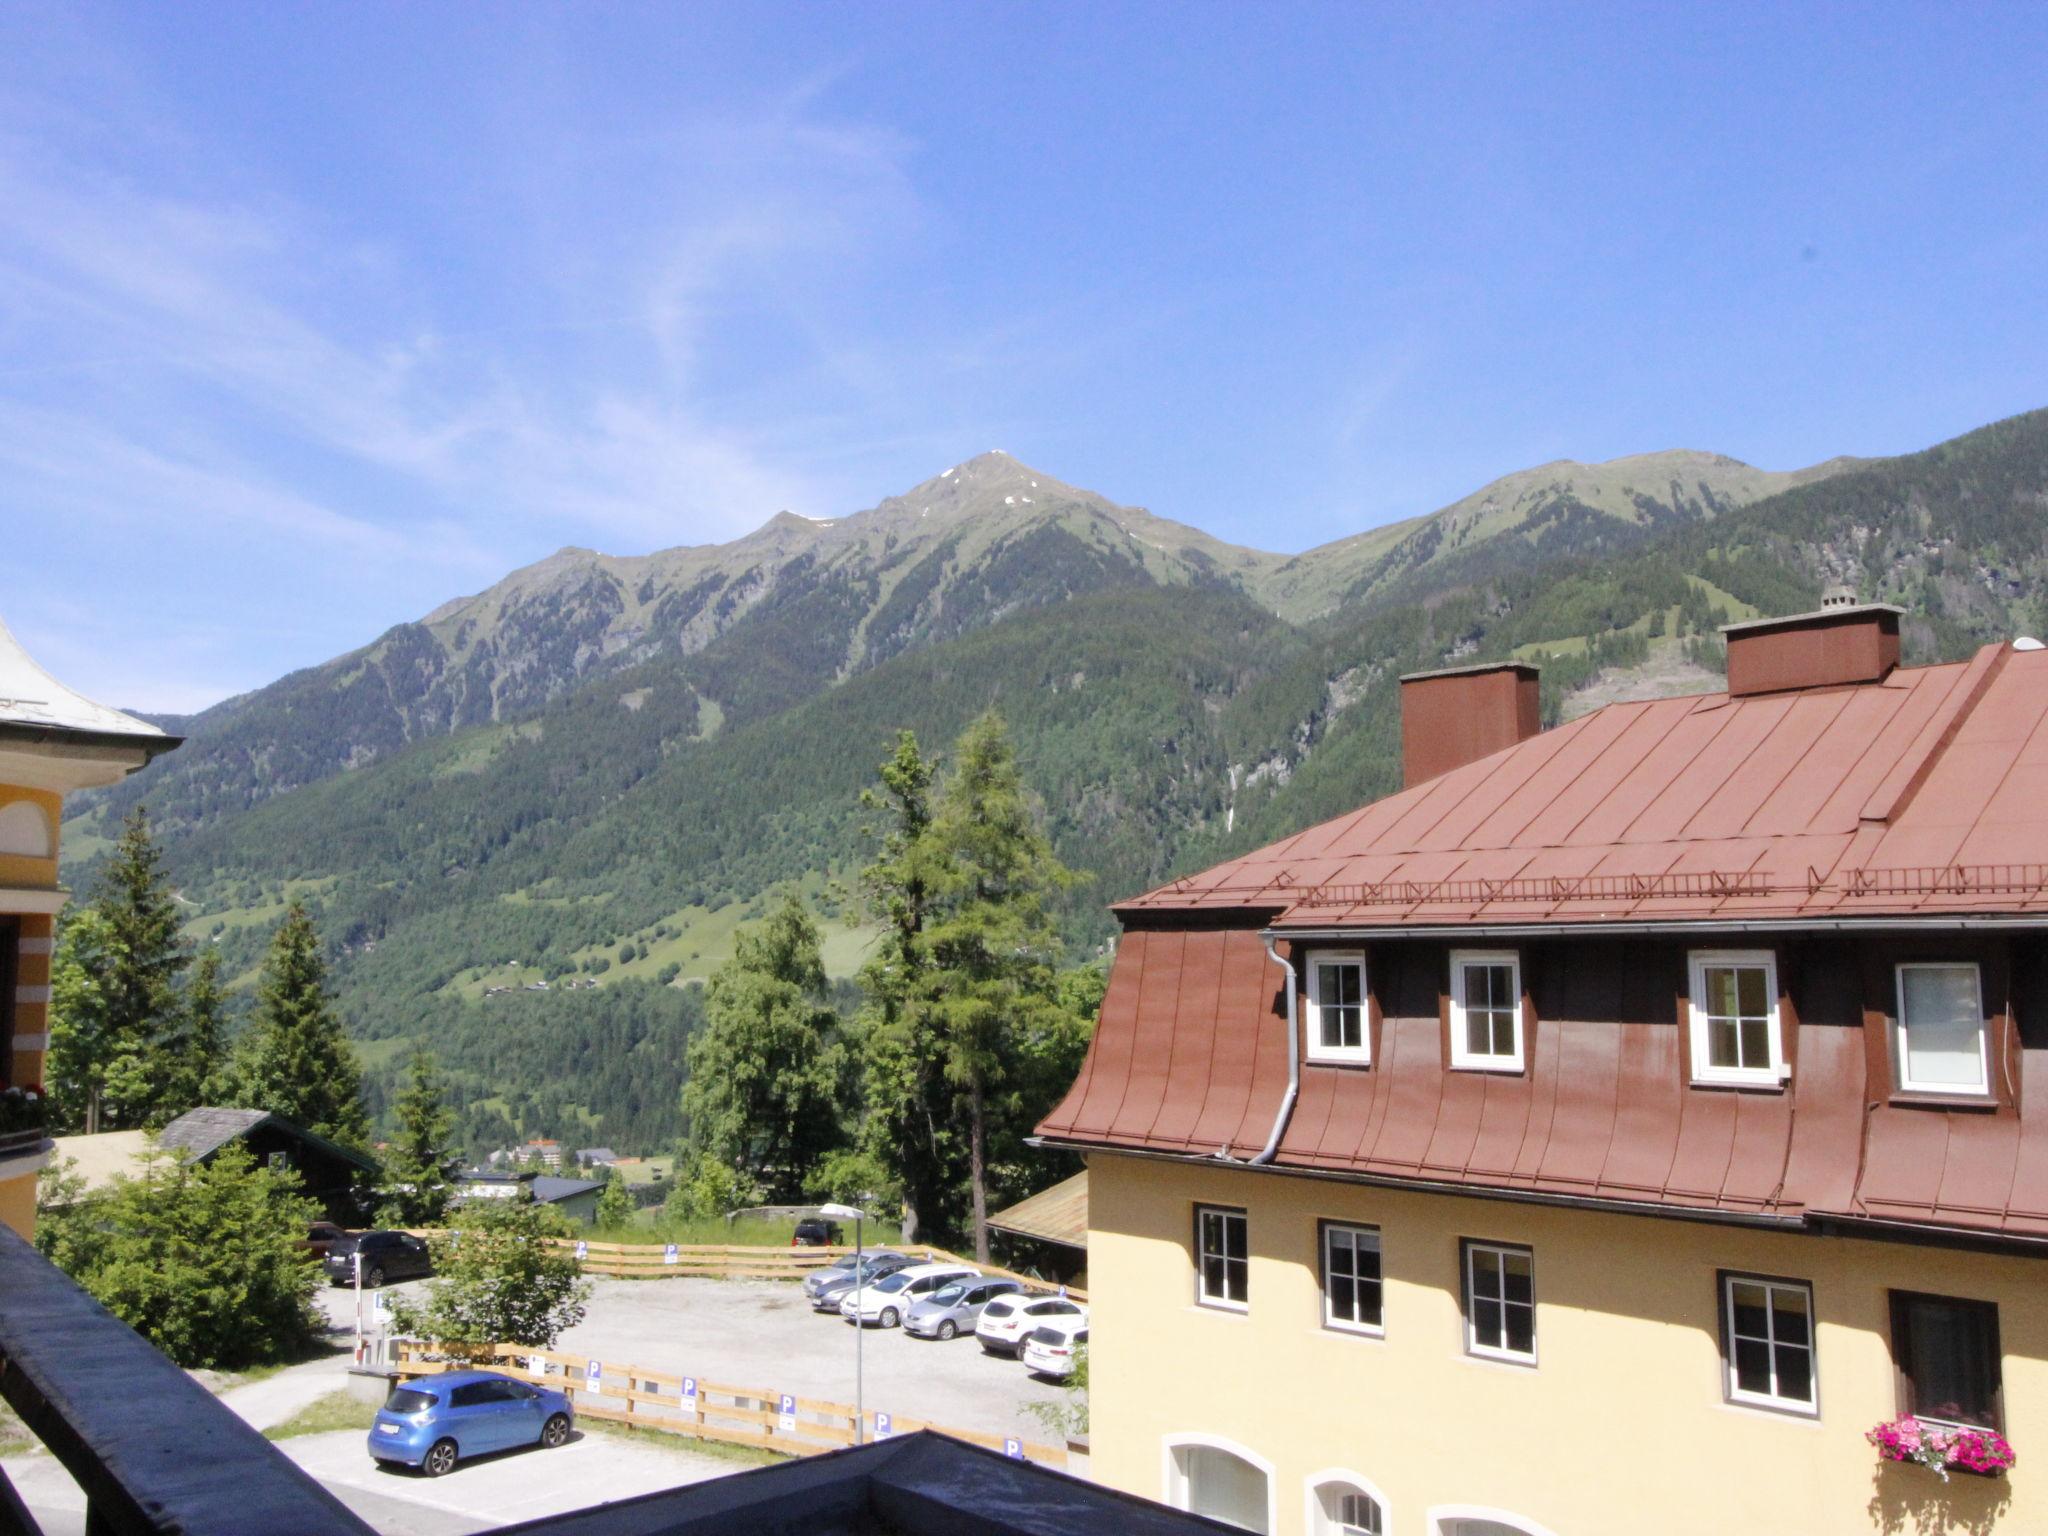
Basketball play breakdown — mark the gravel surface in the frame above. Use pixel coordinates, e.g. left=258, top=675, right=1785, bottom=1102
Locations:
left=553, top=1276, right=1070, bottom=1444
left=317, top=1269, right=1074, bottom=1445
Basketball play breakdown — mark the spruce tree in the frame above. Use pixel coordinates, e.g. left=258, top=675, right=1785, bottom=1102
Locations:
left=381, top=1050, right=459, bottom=1225
left=90, top=809, right=190, bottom=1129
left=236, top=903, right=370, bottom=1149
left=155, top=946, right=230, bottom=1123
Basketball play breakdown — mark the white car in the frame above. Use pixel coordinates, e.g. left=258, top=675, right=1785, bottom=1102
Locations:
left=974, top=1293, right=1086, bottom=1357
left=839, top=1262, right=979, bottom=1328
left=1020, top=1314, right=1090, bottom=1379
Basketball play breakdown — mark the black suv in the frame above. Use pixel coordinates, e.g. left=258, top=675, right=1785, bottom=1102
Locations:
left=324, top=1229, right=433, bottom=1288
left=792, top=1217, right=844, bottom=1247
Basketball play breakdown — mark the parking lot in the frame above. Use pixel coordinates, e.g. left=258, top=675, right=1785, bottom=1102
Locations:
left=320, top=1270, right=1074, bottom=1446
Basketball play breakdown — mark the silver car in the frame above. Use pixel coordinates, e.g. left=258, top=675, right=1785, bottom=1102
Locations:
left=904, top=1277, right=1023, bottom=1341
left=810, top=1253, right=916, bottom=1312
left=803, top=1250, right=906, bottom=1301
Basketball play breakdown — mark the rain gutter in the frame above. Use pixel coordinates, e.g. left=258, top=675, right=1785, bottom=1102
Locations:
left=1271, top=916, right=2048, bottom=941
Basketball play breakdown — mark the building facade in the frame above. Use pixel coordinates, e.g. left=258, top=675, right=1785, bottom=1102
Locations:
left=1041, top=603, right=2045, bottom=1535
left=0, top=619, right=178, bottom=1237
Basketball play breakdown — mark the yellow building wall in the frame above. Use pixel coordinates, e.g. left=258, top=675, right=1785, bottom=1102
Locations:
left=0, top=784, right=64, bottom=1241
left=1089, top=1152, right=2038, bottom=1536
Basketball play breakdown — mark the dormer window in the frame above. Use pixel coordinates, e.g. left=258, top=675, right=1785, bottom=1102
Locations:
left=1449, top=950, right=1523, bottom=1072
left=1688, top=950, right=1785, bottom=1087
left=1895, top=963, right=1989, bottom=1096
left=1307, top=952, right=1369, bottom=1065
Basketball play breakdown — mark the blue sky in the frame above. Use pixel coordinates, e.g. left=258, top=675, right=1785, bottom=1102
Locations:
left=5, top=3, right=2046, bottom=711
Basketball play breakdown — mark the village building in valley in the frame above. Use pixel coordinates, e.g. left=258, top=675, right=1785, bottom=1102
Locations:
left=0, top=619, right=179, bottom=1238
left=1039, top=599, right=2047, bottom=1535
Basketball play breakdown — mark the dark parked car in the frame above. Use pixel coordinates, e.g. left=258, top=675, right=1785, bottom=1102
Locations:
left=792, top=1217, right=844, bottom=1247
left=325, top=1230, right=433, bottom=1288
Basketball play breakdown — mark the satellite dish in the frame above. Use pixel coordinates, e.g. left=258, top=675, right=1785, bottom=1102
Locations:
left=2015, top=637, right=2046, bottom=652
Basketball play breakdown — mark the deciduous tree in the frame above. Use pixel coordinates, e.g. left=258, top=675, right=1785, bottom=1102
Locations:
left=679, top=893, right=842, bottom=1201
left=390, top=1194, right=591, bottom=1358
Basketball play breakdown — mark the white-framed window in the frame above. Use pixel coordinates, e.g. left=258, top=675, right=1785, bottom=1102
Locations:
left=1686, top=950, right=1785, bottom=1087
left=1307, top=951, right=1369, bottom=1064
left=1448, top=950, right=1523, bottom=1071
left=1721, top=1273, right=1817, bottom=1414
left=1462, top=1240, right=1535, bottom=1363
left=1895, top=963, right=1989, bottom=1095
left=1166, top=1437, right=1274, bottom=1534
left=1428, top=1511, right=1561, bottom=1536
left=1308, top=1474, right=1388, bottom=1536
left=1196, top=1205, right=1248, bottom=1311
left=1320, top=1222, right=1382, bottom=1335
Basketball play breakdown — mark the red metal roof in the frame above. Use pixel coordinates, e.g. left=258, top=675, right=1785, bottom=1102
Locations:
left=1120, top=642, right=2048, bottom=929
left=1041, top=643, right=2048, bottom=1246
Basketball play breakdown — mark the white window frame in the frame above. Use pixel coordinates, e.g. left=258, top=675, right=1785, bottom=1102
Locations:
left=1163, top=1434, right=1277, bottom=1535
left=1427, top=1507, right=1561, bottom=1536
left=1721, top=1273, right=1819, bottom=1416
left=1686, top=949, right=1787, bottom=1088
left=1305, top=1470, right=1391, bottom=1536
left=1195, top=1204, right=1249, bottom=1313
left=1306, top=950, right=1370, bottom=1065
left=1319, top=1222, right=1383, bottom=1337
left=1462, top=1240, right=1536, bottom=1365
left=1448, top=949, right=1524, bottom=1072
left=1894, top=962, right=1990, bottom=1096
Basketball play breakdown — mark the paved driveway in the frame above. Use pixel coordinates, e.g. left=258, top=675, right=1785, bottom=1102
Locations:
left=282, top=1424, right=736, bottom=1533
left=551, top=1276, right=1072, bottom=1444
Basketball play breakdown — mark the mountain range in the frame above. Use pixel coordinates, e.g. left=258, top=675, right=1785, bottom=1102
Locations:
left=62, top=407, right=2048, bottom=1152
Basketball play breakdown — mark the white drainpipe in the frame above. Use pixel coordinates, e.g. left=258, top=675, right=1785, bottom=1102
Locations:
left=1249, top=935, right=1301, bottom=1165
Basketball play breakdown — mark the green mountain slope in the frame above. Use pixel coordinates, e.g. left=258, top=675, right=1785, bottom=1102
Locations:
left=59, top=407, right=2048, bottom=1154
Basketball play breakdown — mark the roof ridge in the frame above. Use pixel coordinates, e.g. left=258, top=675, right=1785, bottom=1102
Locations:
left=1858, top=642, right=2010, bottom=825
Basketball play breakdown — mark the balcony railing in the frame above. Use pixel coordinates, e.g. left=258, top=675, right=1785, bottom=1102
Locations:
left=0, top=1222, right=375, bottom=1536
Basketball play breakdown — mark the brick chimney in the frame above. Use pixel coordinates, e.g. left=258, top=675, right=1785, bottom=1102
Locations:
left=1399, top=661, right=1541, bottom=787
left=1721, top=598, right=1903, bottom=697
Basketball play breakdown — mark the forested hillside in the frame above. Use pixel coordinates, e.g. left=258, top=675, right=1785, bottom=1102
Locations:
left=60, top=407, right=2048, bottom=1155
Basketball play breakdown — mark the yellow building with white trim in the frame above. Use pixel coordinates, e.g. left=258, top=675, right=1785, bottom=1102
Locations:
left=0, top=617, right=179, bottom=1237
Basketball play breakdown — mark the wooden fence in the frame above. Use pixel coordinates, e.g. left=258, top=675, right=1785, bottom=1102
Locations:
left=393, top=1340, right=1067, bottom=1468
left=533, top=1237, right=1087, bottom=1301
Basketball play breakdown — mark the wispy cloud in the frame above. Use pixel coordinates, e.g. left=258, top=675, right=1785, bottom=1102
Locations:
left=0, top=30, right=934, bottom=706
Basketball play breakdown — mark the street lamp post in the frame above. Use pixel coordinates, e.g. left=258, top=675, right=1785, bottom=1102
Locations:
left=818, top=1202, right=868, bottom=1443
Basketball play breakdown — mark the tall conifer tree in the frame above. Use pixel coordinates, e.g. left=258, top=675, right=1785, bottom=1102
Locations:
left=90, top=809, right=189, bottom=1128
left=382, top=1050, right=460, bottom=1225
left=236, top=902, right=370, bottom=1149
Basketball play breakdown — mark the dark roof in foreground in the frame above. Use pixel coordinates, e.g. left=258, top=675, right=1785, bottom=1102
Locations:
left=1119, top=641, right=2048, bottom=930
left=492, top=1431, right=1239, bottom=1536
left=159, top=1108, right=380, bottom=1175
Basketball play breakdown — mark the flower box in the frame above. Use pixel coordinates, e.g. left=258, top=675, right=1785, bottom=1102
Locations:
left=1869, top=1416, right=2016, bottom=1481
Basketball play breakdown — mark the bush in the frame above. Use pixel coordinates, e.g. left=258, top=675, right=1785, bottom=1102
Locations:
left=661, top=1153, right=760, bottom=1223
left=389, top=1195, right=590, bottom=1358
left=35, top=1142, right=321, bottom=1369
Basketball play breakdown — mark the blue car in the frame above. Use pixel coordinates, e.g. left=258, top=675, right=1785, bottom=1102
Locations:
left=368, top=1370, right=574, bottom=1477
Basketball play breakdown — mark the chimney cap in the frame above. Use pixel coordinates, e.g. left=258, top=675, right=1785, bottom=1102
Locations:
left=1398, top=660, right=1541, bottom=685
left=1719, top=601, right=1905, bottom=638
